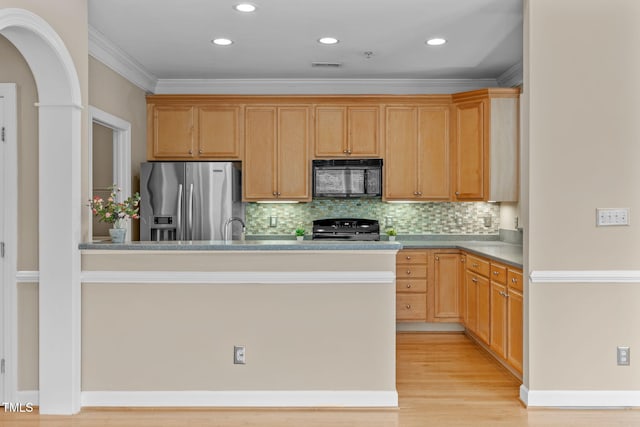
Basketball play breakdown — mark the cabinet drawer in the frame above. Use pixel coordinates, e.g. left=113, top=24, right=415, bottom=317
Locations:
left=507, top=269, right=524, bottom=292
left=396, top=250, right=428, bottom=265
left=396, top=278, right=427, bottom=293
left=489, top=263, right=508, bottom=284
left=396, top=293, right=427, bottom=321
left=466, top=255, right=490, bottom=277
left=396, top=265, right=427, bottom=279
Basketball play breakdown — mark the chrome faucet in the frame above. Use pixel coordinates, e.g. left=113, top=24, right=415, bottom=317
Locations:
left=223, top=217, right=246, bottom=241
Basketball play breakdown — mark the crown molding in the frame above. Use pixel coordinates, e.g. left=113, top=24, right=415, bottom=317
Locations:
left=497, top=60, right=523, bottom=87
left=153, top=78, right=499, bottom=95
left=88, top=25, right=157, bottom=93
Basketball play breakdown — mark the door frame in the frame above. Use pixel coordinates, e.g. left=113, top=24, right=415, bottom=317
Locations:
left=0, top=83, right=18, bottom=404
left=88, top=106, right=132, bottom=241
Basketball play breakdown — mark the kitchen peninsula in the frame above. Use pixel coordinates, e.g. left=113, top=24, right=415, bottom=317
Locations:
left=78, top=240, right=400, bottom=407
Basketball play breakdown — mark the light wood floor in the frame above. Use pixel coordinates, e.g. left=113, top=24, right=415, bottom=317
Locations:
left=2, top=333, right=639, bottom=426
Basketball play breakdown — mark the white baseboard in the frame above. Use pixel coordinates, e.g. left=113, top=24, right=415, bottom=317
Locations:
left=16, top=390, right=39, bottom=405
left=521, top=385, right=640, bottom=408
left=81, top=390, right=398, bottom=408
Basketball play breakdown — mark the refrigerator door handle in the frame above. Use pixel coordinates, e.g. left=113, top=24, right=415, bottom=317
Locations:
left=177, top=184, right=183, bottom=240
left=187, top=183, right=194, bottom=240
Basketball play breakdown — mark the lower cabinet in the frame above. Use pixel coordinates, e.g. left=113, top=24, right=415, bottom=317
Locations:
left=432, top=251, right=464, bottom=322
left=395, top=250, right=428, bottom=321
left=465, top=254, right=491, bottom=344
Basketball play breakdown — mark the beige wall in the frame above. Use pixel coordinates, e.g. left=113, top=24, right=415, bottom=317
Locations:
left=88, top=56, right=147, bottom=191
left=81, top=251, right=396, bottom=392
left=17, top=283, right=38, bottom=390
left=0, top=35, right=38, bottom=270
left=526, top=0, right=640, bottom=390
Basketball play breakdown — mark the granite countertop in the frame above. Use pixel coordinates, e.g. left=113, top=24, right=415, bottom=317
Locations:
left=80, top=237, right=522, bottom=267
left=79, top=239, right=403, bottom=251
left=400, top=240, right=522, bottom=268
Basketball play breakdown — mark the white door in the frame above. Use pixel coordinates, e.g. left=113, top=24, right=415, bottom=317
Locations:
left=0, top=93, right=5, bottom=403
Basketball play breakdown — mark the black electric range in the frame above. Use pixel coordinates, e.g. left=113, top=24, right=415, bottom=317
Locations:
left=312, top=218, right=380, bottom=241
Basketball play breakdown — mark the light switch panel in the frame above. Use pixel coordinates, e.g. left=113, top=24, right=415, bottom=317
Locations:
left=596, top=208, right=630, bottom=226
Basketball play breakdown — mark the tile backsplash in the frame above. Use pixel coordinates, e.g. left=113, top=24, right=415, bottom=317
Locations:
left=246, top=199, right=500, bottom=235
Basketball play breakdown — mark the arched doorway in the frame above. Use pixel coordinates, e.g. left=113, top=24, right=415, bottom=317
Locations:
left=0, top=8, right=82, bottom=414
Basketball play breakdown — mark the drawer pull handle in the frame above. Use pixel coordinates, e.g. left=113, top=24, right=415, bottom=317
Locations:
left=493, top=271, right=499, bottom=275
left=406, top=304, right=411, bottom=309
left=472, top=277, right=478, bottom=283
left=512, top=278, right=518, bottom=283
left=472, top=263, right=479, bottom=268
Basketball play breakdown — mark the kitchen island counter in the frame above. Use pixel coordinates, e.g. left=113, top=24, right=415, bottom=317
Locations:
left=79, top=243, right=399, bottom=408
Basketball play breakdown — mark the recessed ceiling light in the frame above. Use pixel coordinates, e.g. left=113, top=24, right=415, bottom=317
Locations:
left=426, top=38, right=447, bottom=46
left=318, top=37, right=339, bottom=45
left=234, top=3, right=256, bottom=12
left=212, top=38, right=233, bottom=46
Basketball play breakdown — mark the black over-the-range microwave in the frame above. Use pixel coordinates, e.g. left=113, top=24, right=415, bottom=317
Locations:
left=312, top=159, right=383, bottom=198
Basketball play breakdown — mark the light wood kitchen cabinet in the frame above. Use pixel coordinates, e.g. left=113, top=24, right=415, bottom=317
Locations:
left=432, top=251, right=463, bottom=322
left=149, top=105, right=196, bottom=159
left=396, top=250, right=428, bottom=322
left=147, top=104, right=242, bottom=160
left=488, top=261, right=524, bottom=375
left=464, top=254, right=491, bottom=344
left=385, top=106, right=450, bottom=201
left=314, top=106, right=381, bottom=157
left=506, top=268, right=524, bottom=374
left=452, top=88, right=519, bottom=202
left=243, top=106, right=311, bottom=201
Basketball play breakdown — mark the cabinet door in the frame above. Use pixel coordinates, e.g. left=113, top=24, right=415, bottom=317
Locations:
left=315, top=107, right=346, bottom=157
left=198, top=106, right=241, bottom=159
left=507, top=288, right=523, bottom=374
left=465, top=270, right=478, bottom=334
left=277, top=107, right=311, bottom=200
left=490, top=281, right=507, bottom=359
left=244, top=107, right=277, bottom=200
left=384, top=107, right=419, bottom=199
left=434, top=253, right=461, bottom=321
left=476, top=274, right=491, bottom=345
left=152, top=105, right=195, bottom=158
left=418, top=107, right=450, bottom=199
left=455, top=100, right=485, bottom=200
left=348, top=106, right=380, bottom=156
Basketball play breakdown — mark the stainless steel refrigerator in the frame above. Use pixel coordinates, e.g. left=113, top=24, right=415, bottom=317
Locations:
left=140, top=162, right=245, bottom=241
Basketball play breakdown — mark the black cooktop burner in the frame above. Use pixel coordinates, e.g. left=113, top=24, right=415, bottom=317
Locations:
left=312, top=218, right=380, bottom=241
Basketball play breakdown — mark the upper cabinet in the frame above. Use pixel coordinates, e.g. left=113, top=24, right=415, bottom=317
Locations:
left=147, top=100, right=242, bottom=160
left=243, top=105, right=311, bottom=202
left=314, top=105, right=381, bottom=158
left=452, top=88, right=520, bottom=202
left=384, top=105, right=450, bottom=201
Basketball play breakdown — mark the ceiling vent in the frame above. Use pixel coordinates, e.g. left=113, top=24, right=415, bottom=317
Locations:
left=311, top=62, right=342, bottom=68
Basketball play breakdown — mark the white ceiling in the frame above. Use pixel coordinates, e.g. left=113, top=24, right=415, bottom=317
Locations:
left=88, top=0, right=522, bottom=88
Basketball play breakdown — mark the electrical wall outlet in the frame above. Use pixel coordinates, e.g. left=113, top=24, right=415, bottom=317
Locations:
left=269, top=216, right=278, bottom=227
left=234, top=345, right=246, bottom=364
left=596, top=208, right=630, bottom=226
left=617, top=346, right=630, bottom=366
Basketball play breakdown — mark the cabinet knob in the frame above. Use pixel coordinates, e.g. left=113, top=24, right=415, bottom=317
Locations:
left=413, top=191, right=418, bottom=196
left=405, top=304, right=411, bottom=310
left=472, top=277, right=478, bottom=283
left=512, top=278, right=518, bottom=283
left=199, top=149, right=203, bottom=154
left=435, top=256, right=439, bottom=261
left=417, top=191, right=422, bottom=196
left=188, top=149, right=193, bottom=155
left=343, top=149, right=348, bottom=154
left=277, top=192, right=281, bottom=196
left=405, top=256, right=411, bottom=260
left=455, top=192, right=460, bottom=196
left=406, top=270, right=411, bottom=275
left=272, top=192, right=277, bottom=196
left=347, top=149, right=352, bottom=154
left=406, top=283, right=412, bottom=288
left=493, top=271, right=499, bottom=276
left=472, top=263, right=479, bottom=268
